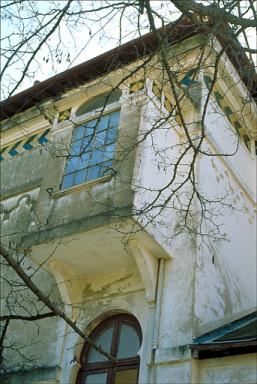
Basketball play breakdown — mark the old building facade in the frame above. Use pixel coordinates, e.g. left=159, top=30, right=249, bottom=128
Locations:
left=1, top=21, right=257, bottom=384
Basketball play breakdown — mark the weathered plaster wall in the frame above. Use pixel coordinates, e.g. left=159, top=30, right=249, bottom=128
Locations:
left=1, top=190, right=64, bottom=382
left=131, top=76, right=256, bottom=382
left=198, top=354, right=257, bottom=384
left=154, top=361, right=193, bottom=384
left=204, top=97, right=256, bottom=196
left=1, top=147, right=48, bottom=198
left=194, top=98, right=256, bottom=333
left=133, top=90, right=197, bottom=345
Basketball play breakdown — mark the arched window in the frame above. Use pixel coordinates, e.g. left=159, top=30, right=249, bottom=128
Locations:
left=61, top=109, right=120, bottom=189
left=60, top=91, right=121, bottom=190
left=76, top=314, right=142, bottom=384
left=76, top=90, right=122, bottom=117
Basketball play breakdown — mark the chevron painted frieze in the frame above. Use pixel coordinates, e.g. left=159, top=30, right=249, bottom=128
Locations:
left=129, top=80, right=144, bottom=94
left=0, top=128, right=50, bottom=161
left=204, top=75, right=252, bottom=153
left=152, top=81, right=173, bottom=113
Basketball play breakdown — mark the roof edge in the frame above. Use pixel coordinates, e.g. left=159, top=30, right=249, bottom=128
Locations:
left=0, top=17, right=199, bottom=121
left=1, top=16, right=256, bottom=121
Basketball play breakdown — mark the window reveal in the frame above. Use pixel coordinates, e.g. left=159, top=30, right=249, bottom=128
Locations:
left=61, top=110, right=120, bottom=189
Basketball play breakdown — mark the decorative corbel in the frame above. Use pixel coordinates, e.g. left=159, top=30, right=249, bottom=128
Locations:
left=126, top=239, right=158, bottom=304
left=47, top=260, right=83, bottom=321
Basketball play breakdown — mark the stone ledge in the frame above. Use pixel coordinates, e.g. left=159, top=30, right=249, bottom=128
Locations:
left=52, top=174, right=112, bottom=199
left=154, top=345, right=191, bottom=365
left=21, top=205, right=133, bottom=248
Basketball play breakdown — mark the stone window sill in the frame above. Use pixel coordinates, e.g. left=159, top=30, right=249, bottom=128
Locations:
left=52, top=174, right=112, bottom=198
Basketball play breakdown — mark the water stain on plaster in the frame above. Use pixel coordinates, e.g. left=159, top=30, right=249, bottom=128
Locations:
left=197, top=241, right=246, bottom=327
left=82, top=270, right=135, bottom=301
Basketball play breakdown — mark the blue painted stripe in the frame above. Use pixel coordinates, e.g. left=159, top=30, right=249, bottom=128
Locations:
left=1, top=129, right=51, bottom=161
left=23, top=134, right=37, bottom=150
left=38, top=129, right=50, bottom=145
left=8, top=141, right=22, bottom=157
left=9, top=148, right=18, bottom=156
left=180, top=70, right=198, bottom=87
left=23, top=142, right=34, bottom=150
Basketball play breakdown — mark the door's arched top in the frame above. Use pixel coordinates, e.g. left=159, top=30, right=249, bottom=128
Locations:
left=76, top=313, right=142, bottom=384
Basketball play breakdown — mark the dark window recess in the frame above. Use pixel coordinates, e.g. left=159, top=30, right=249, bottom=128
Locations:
left=61, top=110, right=120, bottom=189
left=76, top=314, right=142, bottom=384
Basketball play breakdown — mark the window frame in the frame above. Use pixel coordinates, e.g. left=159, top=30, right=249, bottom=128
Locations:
left=60, top=101, right=121, bottom=191
left=76, top=314, right=142, bottom=384
left=75, top=100, right=121, bottom=126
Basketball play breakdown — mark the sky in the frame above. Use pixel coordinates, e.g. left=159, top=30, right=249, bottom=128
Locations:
left=1, top=0, right=256, bottom=99
left=1, top=1, right=179, bottom=97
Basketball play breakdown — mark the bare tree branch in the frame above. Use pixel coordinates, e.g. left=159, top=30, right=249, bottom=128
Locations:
left=0, top=244, right=116, bottom=362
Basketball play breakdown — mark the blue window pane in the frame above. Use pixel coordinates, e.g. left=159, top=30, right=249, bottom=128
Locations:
left=109, top=110, right=120, bottom=126
left=88, top=326, right=114, bottom=363
left=87, top=166, right=100, bottom=181
left=61, top=173, right=74, bottom=189
left=61, top=110, right=119, bottom=189
left=65, top=157, right=79, bottom=173
left=72, top=126, right=85, bottom=141
left=82, top=136, right=93, bottom=152
left=95, top=130, right=107, bottom=146
left=86, top=119, right=97, bottom=134
left=70, top=140, right=82, bottom=156
left=87, top=118, right=97, bottom=126
left=96, top=115, right=109, bottom=132
left=85, top=126, right=94, bottom=137
left=106, top=127, right=117, bottom=143
left=117, top=324, right=140, bottom=358
left=91, top=149, right=104, bottom=165
left=104, top=143, right=115, bottom=160
left=77, top=152, right=90, bottom=170
left=74, top=169, right=87, bottom=184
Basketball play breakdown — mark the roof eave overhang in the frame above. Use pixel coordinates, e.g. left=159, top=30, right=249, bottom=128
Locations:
left=0, top=18, right=200, bottom=121
left=190, top=340, right=257, bottom=359
left=1, top=17, right=256, bottom=122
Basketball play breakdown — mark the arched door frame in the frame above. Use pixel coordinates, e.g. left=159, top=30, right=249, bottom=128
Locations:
left=76, top=313, right=142, bottom=384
